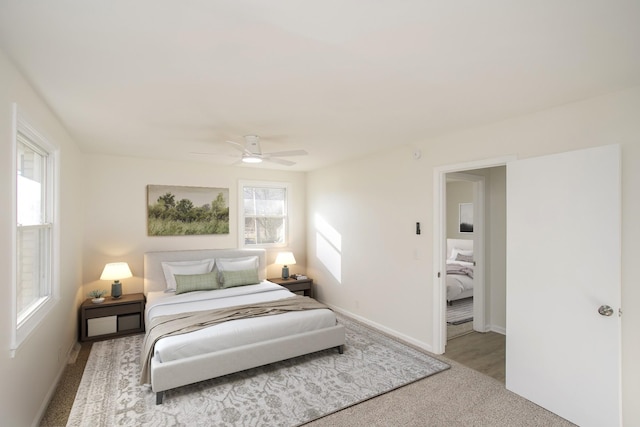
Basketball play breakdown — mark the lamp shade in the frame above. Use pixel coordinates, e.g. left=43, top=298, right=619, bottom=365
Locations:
left=275, top=252, right=296, bottom=279
left=275, top=252, right=296, bottom=266
left=100, top=262, right=133, bottom=281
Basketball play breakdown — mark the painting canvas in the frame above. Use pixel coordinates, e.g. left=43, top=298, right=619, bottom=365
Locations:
left=459, top=203, right=474, bottom=233
left=147, top=185, right=229, bottom=236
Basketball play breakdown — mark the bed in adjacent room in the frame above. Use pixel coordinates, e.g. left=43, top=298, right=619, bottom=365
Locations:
left=142, top=248, right=346, bottom=404
left=446, top=238, right=474, bottom=303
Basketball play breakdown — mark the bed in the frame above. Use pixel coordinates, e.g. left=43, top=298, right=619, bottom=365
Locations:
left=142, top=248, right=346, bottom=404
left=446, top=239, right=474, bottom=303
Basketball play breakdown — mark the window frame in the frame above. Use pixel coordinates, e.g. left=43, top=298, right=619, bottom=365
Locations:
left=11, top=104, right=59, bottom=357
left=238, top=180, right=291, bottom=248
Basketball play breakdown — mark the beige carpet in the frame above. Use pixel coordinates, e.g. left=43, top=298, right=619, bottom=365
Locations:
left=41, top=324, right=574, bottom=427
left=307, top=357, right=575, bottom=426
left=40, top=343, right=92, bottom=427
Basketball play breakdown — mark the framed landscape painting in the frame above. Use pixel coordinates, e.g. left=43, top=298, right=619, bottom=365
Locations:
left=147, top=185, right=229, bottom=236
left=459, top=202, right=474, bottom=233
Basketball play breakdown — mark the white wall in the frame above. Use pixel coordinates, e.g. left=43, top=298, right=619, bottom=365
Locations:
left=82, top=154, right=308, bottom=296
left=0, top=50, right=84, bottom=426
left=307, top=86, right=640, bottom=424
left=307, top=146, right=432, bottom=344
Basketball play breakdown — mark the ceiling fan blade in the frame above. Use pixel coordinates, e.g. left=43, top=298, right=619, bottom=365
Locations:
left=189, top=151, right=238, bottom=158
left=226, top=140, right=251, bottom=154
left=262, top=149, right=308, bottom=157
left=264, top=157, right=296, bottom=166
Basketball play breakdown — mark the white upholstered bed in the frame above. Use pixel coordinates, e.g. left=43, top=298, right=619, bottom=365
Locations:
left=446, top=239, right=474, bottom=303
left=143, top=248, right=345, bottom=404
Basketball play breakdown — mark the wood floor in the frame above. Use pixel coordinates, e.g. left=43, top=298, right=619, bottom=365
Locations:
left=444, top=330, right=505, bottom=383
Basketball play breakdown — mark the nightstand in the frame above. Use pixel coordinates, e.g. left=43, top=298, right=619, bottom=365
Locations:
left=269, top=277, right=313, bottom=298
left=79, top=293, right=145, bottom=342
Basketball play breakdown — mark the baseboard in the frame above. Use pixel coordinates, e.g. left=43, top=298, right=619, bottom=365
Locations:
left=68, top=342, right=81, bottom=364
left=323, top=303, right=434, bottom=353
left=33, top=340, right=79, bottom=427
left=489, top=325, right=506, bottom=335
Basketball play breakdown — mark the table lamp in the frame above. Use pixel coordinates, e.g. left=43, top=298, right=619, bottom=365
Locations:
left=275, top=252, right=296, bottom=279
left=100, top=262, right=132, bottom=299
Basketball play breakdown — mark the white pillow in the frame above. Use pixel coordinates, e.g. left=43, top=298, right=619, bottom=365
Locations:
left=161, top=258, right=215, bottom=291
left=216, top=256, right=259, bottom=285
left=449, top=248, right=473, bottom=261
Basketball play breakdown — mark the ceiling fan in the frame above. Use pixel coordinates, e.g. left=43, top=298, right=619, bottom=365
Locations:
left=227, top=135, right=308, bottom=166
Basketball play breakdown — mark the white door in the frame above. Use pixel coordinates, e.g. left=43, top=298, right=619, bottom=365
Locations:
left=506, top=145, right=621, bottom=427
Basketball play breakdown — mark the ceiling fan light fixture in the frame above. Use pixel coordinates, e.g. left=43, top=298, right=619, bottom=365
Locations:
left=242, top=154, right=262, bottom=163
left=227, top=134, right=306, bottom=166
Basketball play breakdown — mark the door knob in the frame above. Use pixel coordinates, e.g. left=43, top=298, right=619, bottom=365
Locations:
left=598, top=305, right=614, bottom=317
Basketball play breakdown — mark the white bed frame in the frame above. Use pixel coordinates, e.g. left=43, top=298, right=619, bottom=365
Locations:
left=446, top=238, right=474, bottom=302
left=143, top=248, right=346, bottom=404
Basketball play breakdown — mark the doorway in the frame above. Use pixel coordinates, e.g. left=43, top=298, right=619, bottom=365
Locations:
left=443, top=167, right=507, bottom=383
left=445, top=174, right=480, bottom=340
left=432, top=157, right=511, bottom=355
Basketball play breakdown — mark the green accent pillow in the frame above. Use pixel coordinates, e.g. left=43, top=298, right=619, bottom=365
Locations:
left=174, top=271, right=220, bottom=294
left=220, top=268, right=260, bottom=288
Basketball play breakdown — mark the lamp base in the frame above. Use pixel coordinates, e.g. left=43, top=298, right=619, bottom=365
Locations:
left=111, top=282, right=122, bottom=299
left=281, top=266, right=290, bottom=279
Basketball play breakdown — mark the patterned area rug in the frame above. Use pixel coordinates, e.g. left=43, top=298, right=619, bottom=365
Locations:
left=447, top=297, right=473, bottom=325
left=67, top=314, right=449, bottom=427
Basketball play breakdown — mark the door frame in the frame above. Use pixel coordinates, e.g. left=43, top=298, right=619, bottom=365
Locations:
left=432, top=155, right=515, bottom=354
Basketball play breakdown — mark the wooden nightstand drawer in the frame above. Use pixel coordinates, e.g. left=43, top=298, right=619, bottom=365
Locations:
left=268, top=277, right=313, bottom=298
left=281, top=281, right=310, bottom=293
left=84, top=303, right=142, bottom=319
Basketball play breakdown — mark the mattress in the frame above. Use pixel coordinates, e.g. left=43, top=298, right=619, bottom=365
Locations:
left=146, top=281, right=337, bottom=363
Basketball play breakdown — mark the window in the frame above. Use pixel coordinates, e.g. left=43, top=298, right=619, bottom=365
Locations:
left=11, top=105, right=58, bottom=356
left=239, top=181, right=290, bottom=247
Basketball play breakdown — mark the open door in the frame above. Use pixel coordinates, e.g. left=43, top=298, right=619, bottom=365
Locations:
left=506, top=145, right=621, bottom=426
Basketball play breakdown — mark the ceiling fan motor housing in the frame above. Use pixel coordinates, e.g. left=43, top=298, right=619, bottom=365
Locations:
left=244, top=135, right=261, bottom=154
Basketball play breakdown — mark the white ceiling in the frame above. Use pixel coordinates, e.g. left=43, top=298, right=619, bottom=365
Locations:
left=1, top=1, right=639, bottom=171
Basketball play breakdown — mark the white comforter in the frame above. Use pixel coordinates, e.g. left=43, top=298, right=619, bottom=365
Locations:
left=146, top=281, right=336, bottom=363
left=446, top=261, right=474, bottom=301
